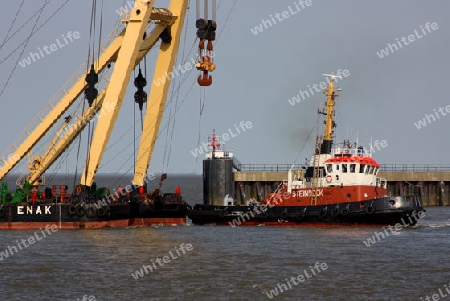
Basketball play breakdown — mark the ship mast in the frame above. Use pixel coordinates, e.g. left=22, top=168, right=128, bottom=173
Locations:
left=320, top=74, right=341, bottom=154
left=208, top=129, right=221, bottom=155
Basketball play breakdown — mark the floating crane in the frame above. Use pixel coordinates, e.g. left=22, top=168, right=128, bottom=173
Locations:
left=0, top=0, right=189, bottom=190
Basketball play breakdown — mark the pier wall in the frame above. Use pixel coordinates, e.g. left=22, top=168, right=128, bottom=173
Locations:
left=233, top=164, right=450, bottom=206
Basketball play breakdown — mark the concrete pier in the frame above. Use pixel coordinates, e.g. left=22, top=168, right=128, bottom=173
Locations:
left=233, top=164, right=450, bottom=206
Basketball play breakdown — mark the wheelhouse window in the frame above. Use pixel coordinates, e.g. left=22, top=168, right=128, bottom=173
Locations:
left=369, top=166, right=375, bottom=174
left=342, top=164, right=348, bottom=173
left=359, top=164, right=365, bottom=173
left=364, top=165, right=369, bottom=174
left=326, top=164, right=333, bottom=173
left=350, top=164, right=356, bottom=173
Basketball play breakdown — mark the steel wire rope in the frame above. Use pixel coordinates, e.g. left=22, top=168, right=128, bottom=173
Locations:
left=96, top=41, right=163, bottom=170
left=46, top=78, right=111, bottom=187
left=81, top=0, right=104, bottom=188
left=99, top=35, right=198, bottom=175
left=97, top=0, right=104, bottom=72
left=84, top=0, right=98, bottom=179
left=191, top=0, right=236, bottom=173
left=110, top=78, right=198, bottom=188
left=40, top=71, right=111, bottom=187
left=46, top=135, right=81, bottom=186
left=6, top=3, right=140, bottom=187
left=86, top=0, right=104, bottom=183
left=108, top=1, right=238, bottom=185
left=95, top=22, right=161, bottom=164
left=16, top=72, right=92, bottom=186
left=107, top=28, right=198, bottom=154
left=9, top=1, right=236, bottom=188
left=216, top=0, right=237, bottom=43
left=5, top=2, right=226, bottom=189
left=161, top=4, right=192, bottom=174
left=0, top=0, right=71, bottom=67
left=0, top=0, right=25, bottom=51
left=194, top=87, right=205, bottom=173
left=0, top=0, right=51, bottom=100
left=105, top=66, right=198, bottom=183
left=103, top=1, right=239, bottom=185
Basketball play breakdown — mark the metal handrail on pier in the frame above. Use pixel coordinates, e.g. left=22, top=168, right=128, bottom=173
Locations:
left=239, top=164, right=303, bottom=172
left=380, top=164, right=450, bottom=172
left=238, top=164, right=450, bottom=172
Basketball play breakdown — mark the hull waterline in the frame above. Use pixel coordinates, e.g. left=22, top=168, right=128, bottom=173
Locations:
left=188, top=196, right=425, bottom=226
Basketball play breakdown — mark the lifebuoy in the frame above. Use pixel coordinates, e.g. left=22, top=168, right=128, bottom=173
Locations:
left=340, top=208, right=349, bottom=216
left=97, top=207, right=106, bottom=217
left=69, top=205, right=77, bottom=215
left=295, top=210, right=305, bottom=221
left=326, top=175, right=332, bottom=183
left=105, top=207, right=111, bottom=216
left=219, top=210, right=226, bottom=218
left=331, top=206, right=339, bottom=217
left=76, top=205, right=85, bottom=217
left=85, top=205, right=95, bottom=218
left=318, top=209, right=326, bottom=219
left=365, top=206, right=375, bottom=214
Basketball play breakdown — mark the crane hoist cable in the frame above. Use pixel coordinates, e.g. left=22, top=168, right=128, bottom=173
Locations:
left=81, top=0, right=103, bottom=189
left=161, top=4, right=192, bottom=174
left=195, top=0, right=216, bottom=86
left=0, top=0, right=71, bottom=67
left=194, top=87, right=206, bottom=172
left=133, top=62, right=147, bottom=174
left=106, top=1, right=236, bottom=177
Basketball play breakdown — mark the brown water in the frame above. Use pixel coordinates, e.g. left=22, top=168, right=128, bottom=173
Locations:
left=0, top=175, right=448, bottom=300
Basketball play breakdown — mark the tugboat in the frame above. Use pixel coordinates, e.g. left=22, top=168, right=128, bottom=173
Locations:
left=188, top=74, right=425, bottom=226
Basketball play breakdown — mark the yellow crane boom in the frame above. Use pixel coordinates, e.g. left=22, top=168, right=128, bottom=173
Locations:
left=81, top=0, right=187, bottom=187
left=132, top=0, right=188, bottom=187
left=0, top=0, right=187, bottom=188
left=26, top=24, right=170, bottom=186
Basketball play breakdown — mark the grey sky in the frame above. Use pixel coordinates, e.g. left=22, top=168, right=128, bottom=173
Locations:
left=0, top=0, right=448, bottom=177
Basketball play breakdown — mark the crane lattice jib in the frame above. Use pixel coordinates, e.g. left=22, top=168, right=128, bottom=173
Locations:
left=0, top=2, right=181, bottom=186
left=27, top=20, right=173, bottom=186
left=81, top=0, right=188, bottom=187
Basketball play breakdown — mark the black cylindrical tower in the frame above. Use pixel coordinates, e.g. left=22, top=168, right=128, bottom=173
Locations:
left=203, top=158, right=234, bottom=206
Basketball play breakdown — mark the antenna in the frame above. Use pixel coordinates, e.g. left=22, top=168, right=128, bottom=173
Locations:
left=356, top=130, right=359, bottom=149
left=322, top=74, right=342, bottom=81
